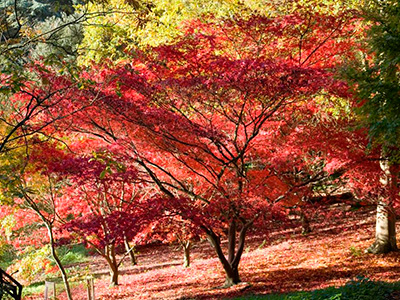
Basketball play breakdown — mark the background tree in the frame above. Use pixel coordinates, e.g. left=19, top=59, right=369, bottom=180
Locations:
left=138, top=215, right=201, bottom=268
left=344, top=0, right=400, bottom=253
left=53, top=149, right=159, bottom=286
left=0, top=0, right=88, bottom=204
left=0, top=141, right=75, bottom=299
left=77, top=0, right=358, bottom=65
left=0, top=0, right=115, bottom=160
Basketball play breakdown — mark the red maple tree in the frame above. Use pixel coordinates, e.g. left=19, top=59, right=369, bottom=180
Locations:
left=50, top=148, right=160, bottom=286
left=68, top=10, right=360, bottom=286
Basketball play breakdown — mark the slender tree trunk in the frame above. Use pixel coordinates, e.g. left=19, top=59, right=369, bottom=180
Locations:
left=300, top=210, right=311, bottom=234
left=106, top=259, right=119, bottom=286
left=109, top=264, right=119, bottom=286
left=367, top=160, right=398, bottom=254
left=182, top=241, right=191, bottom=268
left=46, top=223, right=73, bottom=300
left=104, top=245, right=119, bottom=286
left=123, top=237, right=137, bottom=266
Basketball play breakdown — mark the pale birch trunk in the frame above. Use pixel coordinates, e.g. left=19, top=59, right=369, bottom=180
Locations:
left=367, top=159, right=398, bottom=253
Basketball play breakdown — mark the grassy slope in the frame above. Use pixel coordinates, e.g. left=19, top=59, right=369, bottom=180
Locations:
left=25, top=205, right=400, bottom=299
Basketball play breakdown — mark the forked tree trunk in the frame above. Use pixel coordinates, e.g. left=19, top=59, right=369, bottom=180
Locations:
left=204, top=219, right=252, bottom=287
left=182, top=241, right=191, bottom=268
left=367, top=160, right=398, bottom=254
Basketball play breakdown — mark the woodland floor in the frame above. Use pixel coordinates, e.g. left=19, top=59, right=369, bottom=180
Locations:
left=26, top=204, right=400, bottom=299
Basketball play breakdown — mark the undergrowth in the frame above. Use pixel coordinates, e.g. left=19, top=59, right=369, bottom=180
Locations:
left=57, top=243, right=89, bottom=266
left=22, top=244, right=89, bottom=297
left=234, top=277, right=400, bottom=300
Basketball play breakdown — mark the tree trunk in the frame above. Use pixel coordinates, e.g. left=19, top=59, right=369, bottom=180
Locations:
left=124, top=237, right=137, bottom=266
left=224, top=266, right=240, bottom=287
left=300, top=210, right=311, bottom=234
left=367, top=200, right=397, bottom=253
left=183, top=241, right=191, bottom=268
left=367, top=159, right=398, bottom=254
left=109, top=265, right=119, bottom=286
left=104, top=245, right=119, bottom=286
left=204, top=219, right=251, bottom=287
left=46, top=223, right=73, bottom=300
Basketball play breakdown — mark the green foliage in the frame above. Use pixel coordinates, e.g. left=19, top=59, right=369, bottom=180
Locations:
left=0, top=0, right=84, bottom=175
left=0, top=0, right=83, bottom=114
left=9, top=245, right=52, bottom=284
left=56, top=244, right=90, bottom=266
left=9, top=244, right=89, bottom=298
left=135, top=0, right=251, bottom=47
left=0, top=151, right=27, bottom=205
left=0, top=243, right=16, bottom=269
left=76, top=0, right=146, bottom=64
left=21, top=281, right=47, bottom=298
left=349, top=246, right=363, bottom=257
left=344, top=0, right=400, bottom=159
left=78, top=0, right=358, bottom=65
left=22, top=244, right=91, bottom=296
left=78, top=0, right=249, bottom=63
left=7, top=243, right=89, bottom=286
left=0, top=213, right=17, bottom=270
left=0, top=0, right=76, bottom=26
left=233, top=277, right=400, bottom=300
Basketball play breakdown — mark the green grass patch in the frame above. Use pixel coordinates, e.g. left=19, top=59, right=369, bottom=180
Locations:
left=233, top=277, right=400, bottom=300
left=57, top=243, right=90, bottom=266
left=21, top=278, right=78, bottom=299
left=22, top=281, right=47, bottom=298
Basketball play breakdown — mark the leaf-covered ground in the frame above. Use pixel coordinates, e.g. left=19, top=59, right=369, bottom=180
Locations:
left=27, top=205, right=400, bottom=299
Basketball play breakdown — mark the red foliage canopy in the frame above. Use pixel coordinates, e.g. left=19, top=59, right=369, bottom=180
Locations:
left=65, top=10, right=363, bottom=285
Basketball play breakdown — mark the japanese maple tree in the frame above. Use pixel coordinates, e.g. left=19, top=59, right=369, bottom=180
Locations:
left=138, top=214, right=201, bottom=268
left=72, top=9, right=359, bottom=286
left=52, top=148, right=160, bottom=286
